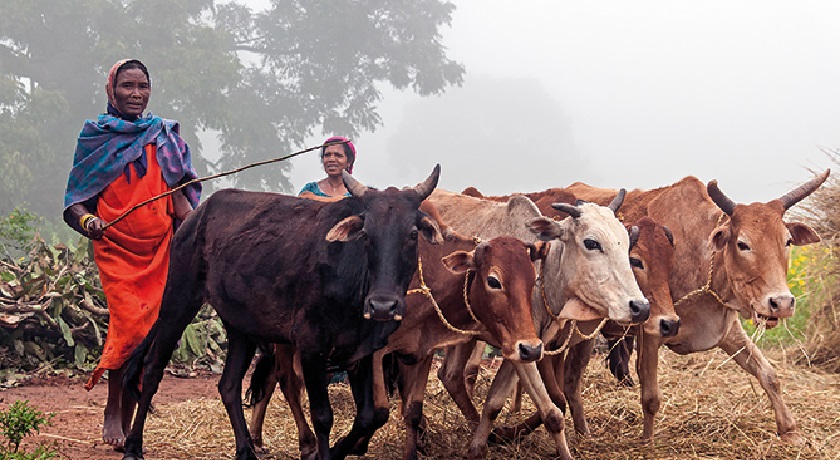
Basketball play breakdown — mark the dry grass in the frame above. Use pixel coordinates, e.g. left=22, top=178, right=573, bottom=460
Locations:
left=794, top=151, right=840, bottom=373
left=141, top=348, right=840, bottom=460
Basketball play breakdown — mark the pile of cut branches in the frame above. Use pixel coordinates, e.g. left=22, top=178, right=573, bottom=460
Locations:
left=0, top=236, right=106, bottom=376
left=0, top=233, right=226, bottom=382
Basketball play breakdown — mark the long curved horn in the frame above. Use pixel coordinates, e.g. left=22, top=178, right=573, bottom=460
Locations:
left=343, top=170, right=369, bottom=197
left=707, top=180, right=736, bottom=215
left=777, top=169, right=830, bottom=210
left=413, top=164, right=441, bottom=201
left=628, top=225, right=640, bottom=250
left=551, top=202, right=581, bottom=218
left=608, top=188, right=626, bottom=213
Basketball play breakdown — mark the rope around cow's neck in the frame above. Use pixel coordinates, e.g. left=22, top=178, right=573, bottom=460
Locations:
left=407, top=256, right=482, bottom=336
left=101, top=140, right=350, bottom=230
left=536, top=247, right=609, bottom=356
left=673, top=212, right=728, bottom=309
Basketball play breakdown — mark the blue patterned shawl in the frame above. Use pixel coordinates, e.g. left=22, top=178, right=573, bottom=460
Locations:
left=64, top=113, right=201, bottom=210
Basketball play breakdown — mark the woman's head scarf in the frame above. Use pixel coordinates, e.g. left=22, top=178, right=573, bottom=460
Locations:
left=105, top=59, right=150, bottom=118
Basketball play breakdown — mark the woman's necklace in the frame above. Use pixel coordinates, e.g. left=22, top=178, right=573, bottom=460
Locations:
left=325, top=179, right=343, bottom=193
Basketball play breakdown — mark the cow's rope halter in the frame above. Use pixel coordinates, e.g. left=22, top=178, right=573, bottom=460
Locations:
left=535, top=242, right=609, bottom=356
left=407, top=256, right=482, bottom=336
left=673, top=212, right=727, bottom=309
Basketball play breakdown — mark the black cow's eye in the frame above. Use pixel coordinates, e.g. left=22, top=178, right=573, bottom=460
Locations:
left=487, top=275, right=502, bottom=290
left=737, top=241, right=750, bottom=251
left=630, top=257, right=644, bottom=270
left=410, top=229, right=419, bottom=240
left=584, top=238, right=602, bottom=252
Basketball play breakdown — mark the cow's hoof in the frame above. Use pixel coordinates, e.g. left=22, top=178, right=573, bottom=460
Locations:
left=466, top=443, right=488, bottom=459
left=779, top=430, right=804, bottom=445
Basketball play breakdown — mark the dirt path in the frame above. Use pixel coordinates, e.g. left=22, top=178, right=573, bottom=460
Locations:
left=0, top=371, right=219, bottom=460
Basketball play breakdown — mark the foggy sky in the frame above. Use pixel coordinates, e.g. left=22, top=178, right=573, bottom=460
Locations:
left=271, top=1, right=840, bottom=203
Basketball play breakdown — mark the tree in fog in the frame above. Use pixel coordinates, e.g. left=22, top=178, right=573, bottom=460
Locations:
left=0, top=0, right=464, bottom=219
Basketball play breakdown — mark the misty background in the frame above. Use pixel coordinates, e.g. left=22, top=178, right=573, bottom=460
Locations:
left=285, top=0, right=840, bottom=203
left=2, top=0, right=838, bottom=232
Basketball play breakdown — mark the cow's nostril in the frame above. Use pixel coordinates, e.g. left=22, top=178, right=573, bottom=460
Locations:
left=769, top=298, right=778, bottom=311
left=519, top=343, right=543, bottom=361
left=629, top=299, right=650, bottom=323
left=659, top=318, right=680, bottom=337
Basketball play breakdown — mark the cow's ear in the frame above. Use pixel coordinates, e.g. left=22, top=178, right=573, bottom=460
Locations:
left=786, top=221, right=820, bottom=246
left=710, top=225, right=730, bottom=251
left=527, top=217, right=564, bottom=241
left=527, top=241, right=550, bottom=262
left=326, top=215, right=365, bottom=242
left=442, top=250, right=475, bottom=274
left=418, top=215, right=443, bottom=245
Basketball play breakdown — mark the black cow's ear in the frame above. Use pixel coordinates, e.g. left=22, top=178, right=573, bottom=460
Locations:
left=442, top=250, right=475, bottom=273
left=527, top=217, right=563, bottom=241
left=326, top=215, right=365, bottom=242
left=418, top=215, right=443, bottom=245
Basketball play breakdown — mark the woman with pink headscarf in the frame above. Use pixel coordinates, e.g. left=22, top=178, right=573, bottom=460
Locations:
left=298, top=136, right=357, bottom=198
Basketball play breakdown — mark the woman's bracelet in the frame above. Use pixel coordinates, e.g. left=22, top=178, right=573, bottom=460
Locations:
left=79, top=213, right=97, bottom=230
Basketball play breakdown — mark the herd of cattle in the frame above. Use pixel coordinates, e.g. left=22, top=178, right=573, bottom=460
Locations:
left=117, top=165, right=829, bottom=460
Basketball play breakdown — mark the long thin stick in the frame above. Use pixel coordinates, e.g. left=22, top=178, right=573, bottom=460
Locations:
left=102, top=140, right=348, bottom=229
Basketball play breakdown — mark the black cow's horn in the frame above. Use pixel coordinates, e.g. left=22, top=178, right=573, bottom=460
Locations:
left=629, top=225, right=640, bottom=250
left=413, top=164, right=441, bottom=201
left=343, top=170, right=369, bottom=197
left=777, top=169, right=830, bottom=210
left=707, top=180, right=736, bottom=215
left=608, top=188, right=626, bottom=213
left=551, top=202, right=581, bottom=218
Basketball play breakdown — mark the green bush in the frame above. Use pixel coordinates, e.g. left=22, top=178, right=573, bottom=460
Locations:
left=0, top=400, right=57, bottom=459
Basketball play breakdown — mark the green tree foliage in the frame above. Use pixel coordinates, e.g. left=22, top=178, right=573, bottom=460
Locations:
left=0, top=0, right=464, bottom=220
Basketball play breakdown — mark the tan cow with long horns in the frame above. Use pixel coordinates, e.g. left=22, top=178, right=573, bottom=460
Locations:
left=562, top=170, right=829, bottom=442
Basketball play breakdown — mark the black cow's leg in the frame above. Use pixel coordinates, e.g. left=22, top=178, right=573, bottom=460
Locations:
left=330, top=354, right=379, bottom=460
left=218, top=327, right=258, bottom=460
left=122, top=273, right=204, bottom=460
left=300, top=352, right=332, bottom=460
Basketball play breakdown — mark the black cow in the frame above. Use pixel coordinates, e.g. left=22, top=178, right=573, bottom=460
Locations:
left=121, top=166, right=443, bottom=460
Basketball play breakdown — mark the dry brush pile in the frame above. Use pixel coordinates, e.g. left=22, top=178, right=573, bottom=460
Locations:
left=794, top=150, right=840, bottom=372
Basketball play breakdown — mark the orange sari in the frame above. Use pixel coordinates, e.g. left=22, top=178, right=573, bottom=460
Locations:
left=85, top=143, right=174, bottom=390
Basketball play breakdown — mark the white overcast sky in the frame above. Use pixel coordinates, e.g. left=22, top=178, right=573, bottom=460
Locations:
left=250, top=1, right=840, bottom=203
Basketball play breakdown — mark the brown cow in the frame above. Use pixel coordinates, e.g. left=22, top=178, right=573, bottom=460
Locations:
left=248, top=235, right=546, bottom=460
left=427, top=189, right=649, bottom=459
left=561, top=171, right=829, bottom=441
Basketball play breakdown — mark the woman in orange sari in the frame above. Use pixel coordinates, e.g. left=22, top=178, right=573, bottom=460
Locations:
left=63, top=59, right=200, bottom=451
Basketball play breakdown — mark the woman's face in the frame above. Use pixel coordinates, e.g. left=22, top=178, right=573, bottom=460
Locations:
left=322, top=145, right=349, bottom=176
left=113, top=68, right=150, bottom=119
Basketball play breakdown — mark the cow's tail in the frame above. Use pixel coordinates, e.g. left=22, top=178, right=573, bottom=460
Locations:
left=245, top=349, right=275, bottom=407
left=123, top=321, right=160, bottom=401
